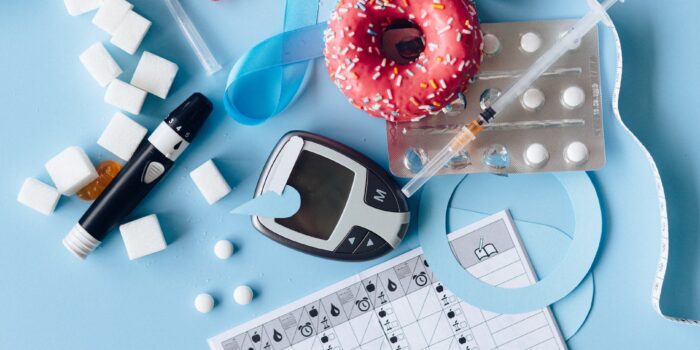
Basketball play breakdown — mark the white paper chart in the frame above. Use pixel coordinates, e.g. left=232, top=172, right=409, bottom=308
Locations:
left=209, top=211, right=567, bottom=350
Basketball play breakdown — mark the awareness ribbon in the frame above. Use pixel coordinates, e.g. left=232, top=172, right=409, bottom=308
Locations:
left=223, top=0, right=327, bottom=125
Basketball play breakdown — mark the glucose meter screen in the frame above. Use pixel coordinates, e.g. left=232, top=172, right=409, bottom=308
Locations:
left=277, top=151, right=354, bottom=240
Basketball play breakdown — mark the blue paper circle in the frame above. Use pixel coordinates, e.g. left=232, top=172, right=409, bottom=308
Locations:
left=418, top=173, right=602, bottom=314
left=448, top=207, right=595, bottom=340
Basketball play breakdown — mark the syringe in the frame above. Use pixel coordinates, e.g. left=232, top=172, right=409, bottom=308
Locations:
left=401, top=0, right=622, bottom=198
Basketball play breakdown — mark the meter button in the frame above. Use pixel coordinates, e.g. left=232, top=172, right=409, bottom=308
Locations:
left=365, top=172, right=399, bottom=212
left=354, top=231, right=388, bottom=255
left=335, top=227, right=368, bottom=254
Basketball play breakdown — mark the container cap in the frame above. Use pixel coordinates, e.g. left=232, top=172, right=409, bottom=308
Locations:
left=63, top=224, right=101, bottom=260
left=164, top=93, right=213, bottom=142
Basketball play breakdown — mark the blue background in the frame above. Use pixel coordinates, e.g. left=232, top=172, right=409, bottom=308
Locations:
left=1, top=0, right=699, bottom=349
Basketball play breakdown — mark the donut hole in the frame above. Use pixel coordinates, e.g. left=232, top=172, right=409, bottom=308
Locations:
left=382, top=19, right=425, bottom=65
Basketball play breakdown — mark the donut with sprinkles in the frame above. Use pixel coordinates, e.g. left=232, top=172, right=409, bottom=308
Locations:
left=324, top=0, right=483, bottom=123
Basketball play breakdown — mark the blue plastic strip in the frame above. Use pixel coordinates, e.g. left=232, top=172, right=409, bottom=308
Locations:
left=223, top=0, right=327, bottom=125
left=418, top=173, right=602, bottom=314
left=231, top=186, right=301, bottom=219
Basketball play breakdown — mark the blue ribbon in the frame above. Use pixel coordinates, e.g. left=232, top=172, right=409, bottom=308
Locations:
left=224, top=0, right=327, bottom=125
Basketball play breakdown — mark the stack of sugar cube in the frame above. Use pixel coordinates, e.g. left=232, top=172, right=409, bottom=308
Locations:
left=82, top=49, right=178, bottom=115
left=18, top=110, right=152, bottom=215
left=66, top=0, right=151, bottom=55
left=17, top=146, right=98, bottom=216
left=69, top=0, right=179, bottom=115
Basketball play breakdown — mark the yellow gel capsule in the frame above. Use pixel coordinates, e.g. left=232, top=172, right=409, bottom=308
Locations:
left=77, top=160, right=122, bottom=201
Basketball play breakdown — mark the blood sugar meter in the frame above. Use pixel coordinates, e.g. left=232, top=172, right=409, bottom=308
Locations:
left=253, top=132, right=410, bottom=261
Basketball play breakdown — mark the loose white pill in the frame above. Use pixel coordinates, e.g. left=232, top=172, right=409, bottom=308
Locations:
left=233, top=285, right=254, bottom=305
left=214, top=240, right=234, bottom=260
left=483, top=34, right=501, bottom=55
left=521, top=88, right=545, bottom=111
left=520, top=32, right=542, bottom=53
left=562, top=86, right=586, bottom=109
left=524, top=143, right=549, bottom=168
left=194, top=293, right=215, bottom=313
left=565, top=142, right=589, bottom=166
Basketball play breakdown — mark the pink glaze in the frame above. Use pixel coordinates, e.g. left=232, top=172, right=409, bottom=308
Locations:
left=324, top=0, right=483, bottom=123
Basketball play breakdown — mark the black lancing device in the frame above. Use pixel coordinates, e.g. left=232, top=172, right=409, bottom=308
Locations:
left=63, top=93, right=213, bottom=260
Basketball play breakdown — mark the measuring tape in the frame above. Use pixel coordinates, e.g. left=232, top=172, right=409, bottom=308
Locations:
left=602, top=10, right=699, bottom=325
left=223, top=0, right=698, bottom=325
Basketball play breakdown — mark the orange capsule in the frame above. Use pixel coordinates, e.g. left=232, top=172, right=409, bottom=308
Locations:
left=77, top=160, right=122, bottom=201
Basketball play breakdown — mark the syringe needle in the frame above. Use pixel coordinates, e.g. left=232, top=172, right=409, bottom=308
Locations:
left=400, top=0, right=621, bottom=198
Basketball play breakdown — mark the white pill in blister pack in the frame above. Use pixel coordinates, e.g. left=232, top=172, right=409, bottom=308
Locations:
left=521, top=88, right=545, bottom=111
left=562, top=86, right=586, bottom=109
left=387, top=19, right=605, bottom=176
left=483, top=33, right=501, bottom=55
left=520, top=32, right=542, bottom=53
left=565, top=141, right=589, bottom=166
left=524, top=143, right=549, bottom=168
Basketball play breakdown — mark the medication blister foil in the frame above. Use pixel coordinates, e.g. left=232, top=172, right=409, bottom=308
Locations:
left=387, top=20, right=605, bottom=176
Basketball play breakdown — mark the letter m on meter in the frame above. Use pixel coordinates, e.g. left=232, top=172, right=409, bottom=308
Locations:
left=373, top=189, right=387, bottom=203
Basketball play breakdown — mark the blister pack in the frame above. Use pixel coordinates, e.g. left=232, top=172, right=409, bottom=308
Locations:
left=387, top=19, right=604, bottom=177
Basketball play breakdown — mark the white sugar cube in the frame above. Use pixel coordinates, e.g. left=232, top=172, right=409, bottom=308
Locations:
left=79, top=42, right=122, bottom=87
left=17, top=178, right=61, bottom=216
left=45, top=146, right=98, bottom=195
left=92, top=0, right=133, bottom=35
left=190, top=160, right=231, bottom=205
left=110, top=11, right=151, bottom=55
left=64, top=0, right=102, bottom=16
left=131, top=52, right=179, bottom=99
left=105, top=79, right=147, bottom=115
left=97, top=112, right=147, bottom=161
left=120, top=214, right=167, bottom=260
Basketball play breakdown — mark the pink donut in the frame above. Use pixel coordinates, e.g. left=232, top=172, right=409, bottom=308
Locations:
left=324, top=0, right=483, bottom=123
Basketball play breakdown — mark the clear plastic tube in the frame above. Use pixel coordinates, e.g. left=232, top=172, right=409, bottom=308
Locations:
left=401, top=0, right=620, bottom=198
left=164, top=0, right=222, bottom=75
